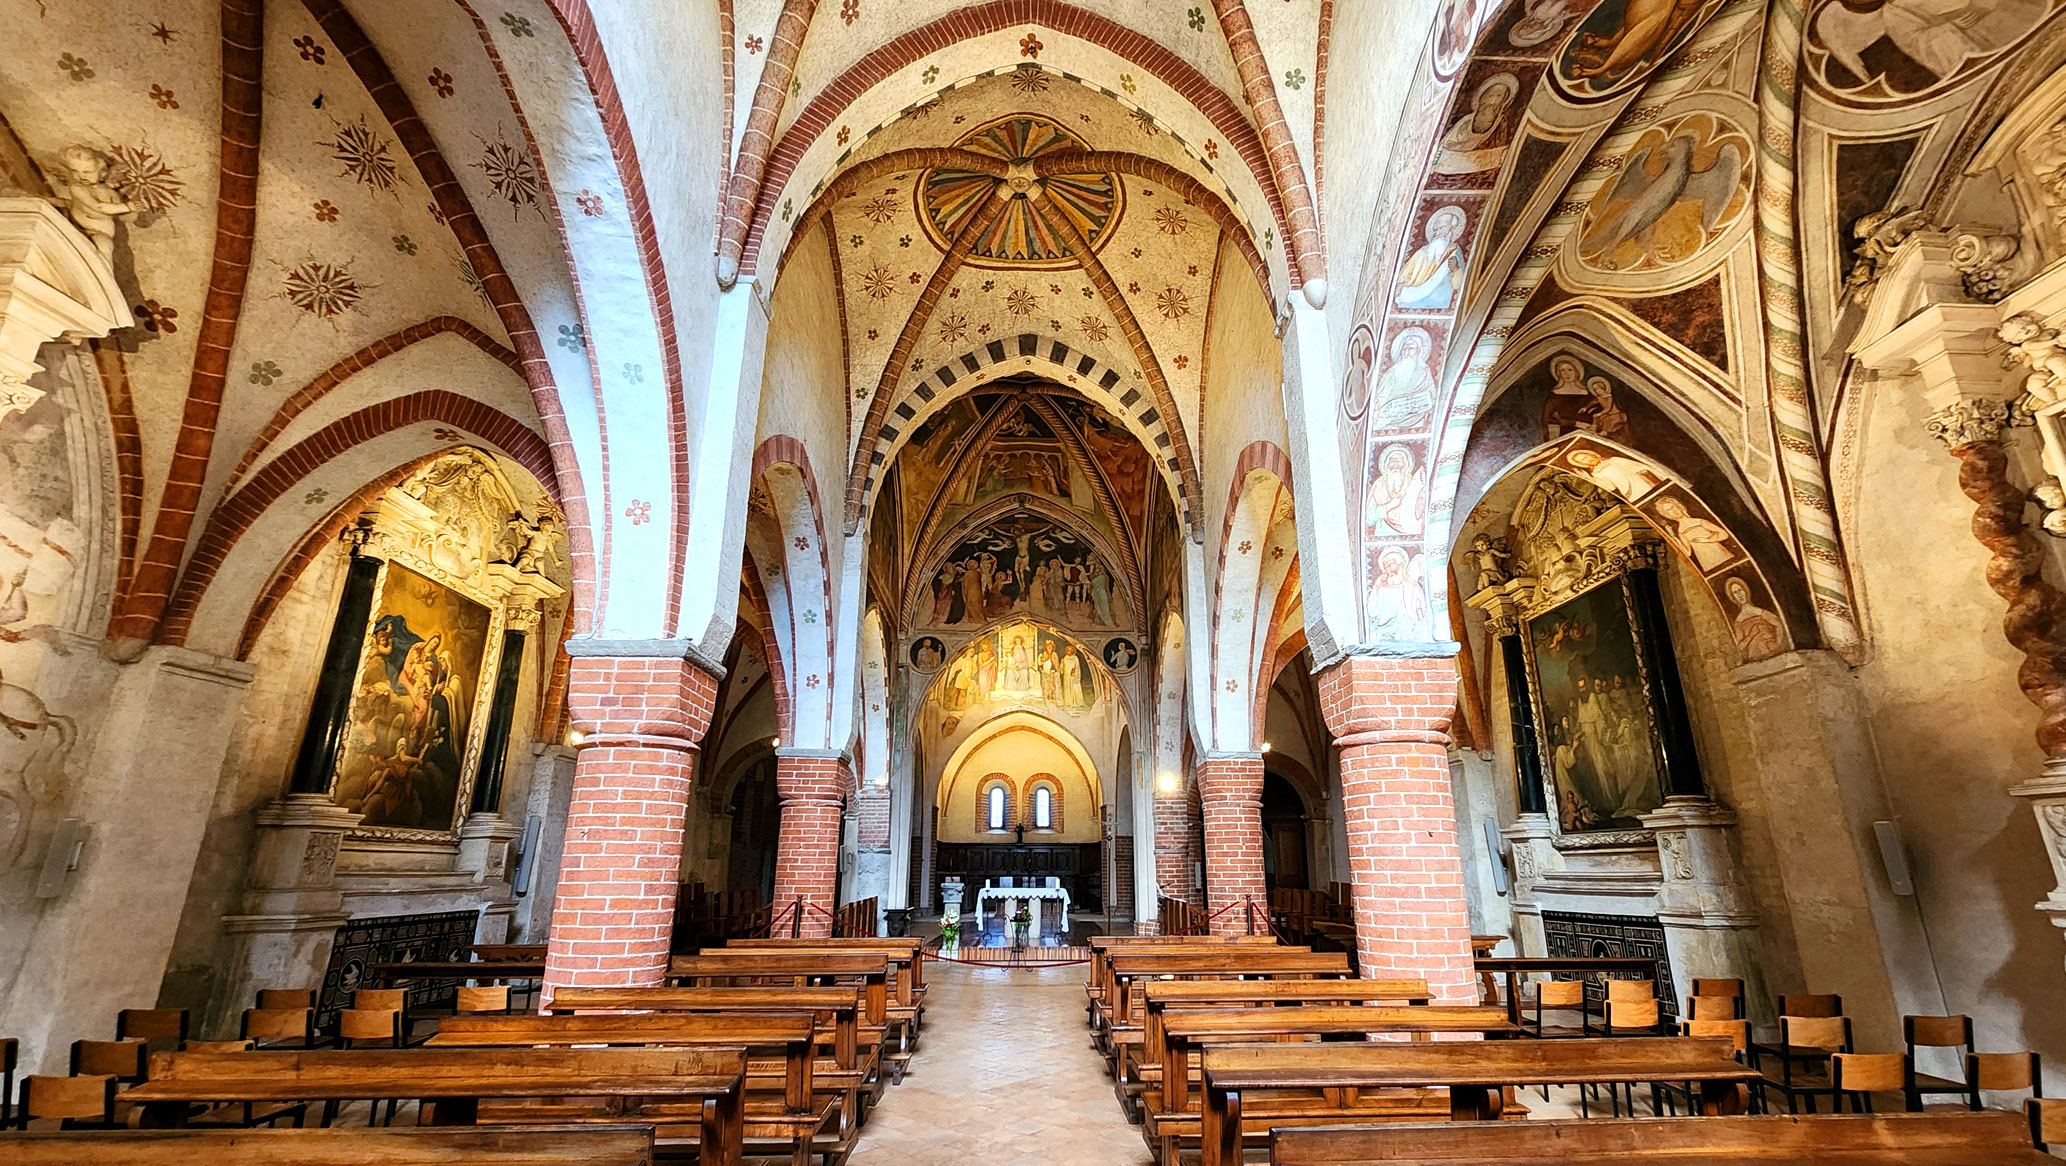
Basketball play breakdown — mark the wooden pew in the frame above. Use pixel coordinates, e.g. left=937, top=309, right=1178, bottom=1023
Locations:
left=122, top=1047, right=747, bottom=1166
left=547, top=987, right=870, bottom=1077
left=426, top=1014, right=838, bottom=1166
left=1269, top=1111, right=2046, bottom=1165
left=1087, top=942, right=1305, bottom=1047
left=1, top=1125, right=656, bottom=1165
left=720, top=940, right=927, bottom=1074
left=1198, top=1037, right=1761, bottom=1166
left=1085, top=936, right=1281, bottom=1015
left=666, top=954, right=894, bottom=1103
left=1108, top=979, right=1437, bottom=1116
left=1473, top=956, right=1660, bottom=1025
left=1143, top=1006, right=1520, bottom=1163
left=1104, top=951, right=1351, bottom=1040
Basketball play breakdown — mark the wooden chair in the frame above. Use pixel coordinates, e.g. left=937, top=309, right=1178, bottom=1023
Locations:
left=254, top=989, right=313, bottom=1010
left=239, top=1007, right=319, bottom=1050
left=333, top=1009, right=408, bottom=1126
left=1684, top=994, right=1742, bottom=1021
left=1656, top=1019, right=1760, bottom=1115
left=1778, top=993, right=1843, bottom=1018
left=1693, top=977, right=1744, bottom=1001
left=1904, top=1014, right=1975, bottom=1109
left=1526, top=978, right=1586, bottom=1038
left=70, top=1039, right=149, bottom=1086
left=1587, top=981, right=1669, bottom=1037
left=1, top=1037, right=15, bottom=1128
left=1832, top=1051, right=1908, bottom=1113
left=2030, top=1097, right=2065, bottom=1151
left=454, top=985, right=510, bottom=1014
left=1762, top=1014, right=1853, bottom=1113
left=115, top=1009, right=190, bottom=1052
left=1967, top=1052, right=2041, bottom=1112
left=15, top=1074, right=118, bottom=1130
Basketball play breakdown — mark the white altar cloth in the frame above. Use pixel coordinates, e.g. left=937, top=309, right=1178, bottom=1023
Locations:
left=972, top=884, right=1072, bottom=938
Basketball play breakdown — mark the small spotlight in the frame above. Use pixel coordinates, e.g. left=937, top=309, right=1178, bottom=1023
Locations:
left=1156, top=772, right=1180, bottom=794
left=1260, top=741, right=1272, bottom=753
left=770, top=736, right=781, bottom=748
left=566, top=729, right=586, bottom=746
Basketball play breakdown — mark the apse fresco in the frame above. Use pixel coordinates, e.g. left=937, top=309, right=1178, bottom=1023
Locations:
left=936, top=622, right=1100, bottom=715
left=1525, top=579, right=1665, bottom=833
left=921, top=512, right=1129, bottom=630
left=333, top=564, right=491, bottom=834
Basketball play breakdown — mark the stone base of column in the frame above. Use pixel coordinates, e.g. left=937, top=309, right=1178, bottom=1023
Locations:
left=1199, top=753, right=1267, bottom=935
left=774, top=750, right=849, bottom=938
left=543, top=648, right=718, bottom=998
left=1317, top=654, right=1478, bottom=1004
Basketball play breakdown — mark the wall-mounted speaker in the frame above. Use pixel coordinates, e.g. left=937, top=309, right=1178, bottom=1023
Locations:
left=1873, top=820, right=1915, bottom=897
left=1483, top=818, right=1511, bottom=896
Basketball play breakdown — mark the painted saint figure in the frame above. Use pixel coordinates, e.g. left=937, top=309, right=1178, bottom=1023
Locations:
left=1653, top=496, right=1734, bottom=572
left=1395, top=206, right=1469, bottom=311
left=1432, top=74, right=1519, bottom=175
left=1371, top=328, right=1437, bottom=432
left=1726, top=577, right=1785, bottom=659
left=1366, top=445, right=1428, bottom=537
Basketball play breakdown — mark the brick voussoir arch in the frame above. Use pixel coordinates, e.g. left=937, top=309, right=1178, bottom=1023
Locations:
left=226, top=316, right=522, bottom=492
left=159, top=390, right=554, bottom=648
left=852, top=332, right=1189, bottom=532
left=738, top=0, right=1296, bottom=283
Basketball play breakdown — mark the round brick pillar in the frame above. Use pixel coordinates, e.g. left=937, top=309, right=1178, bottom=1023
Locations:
left=1315, top=654, right=1478, bottom=1003
left=1197, top=753, right=1268, bottom=934
left=772, top=749, right=848, bottom=938
left=543, top=649, right=719, bottom=1001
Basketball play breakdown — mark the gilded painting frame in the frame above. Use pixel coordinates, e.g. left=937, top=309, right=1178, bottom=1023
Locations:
left=1520, top=572, right=1672, bottom=849
left=330, top=556, right=508, bottom=844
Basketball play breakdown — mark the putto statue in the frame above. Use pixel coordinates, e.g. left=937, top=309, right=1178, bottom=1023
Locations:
left=50, top=145, right=133, bottom=262
left=505, top=512, right=565, bottom=575
left=1999, top=314, right=2066, bottom=405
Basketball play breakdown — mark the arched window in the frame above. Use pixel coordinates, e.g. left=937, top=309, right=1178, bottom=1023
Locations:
left=1033, top=786, right=1053, bottom=830
left=987, top=785, right=1007, bottom=831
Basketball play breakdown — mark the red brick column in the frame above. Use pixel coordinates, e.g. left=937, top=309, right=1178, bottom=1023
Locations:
left=543, top=650, right=719, bottom=1000
left=1315, top=655, right=1477, bottom=1004
left=772, top=750, right=848, bottom=938
left=1153, top=779, right=1201, bottom=913
left=1197, top=753, right=1268, bottom=935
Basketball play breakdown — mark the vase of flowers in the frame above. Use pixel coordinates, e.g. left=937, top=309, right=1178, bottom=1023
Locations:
left=1010, top=905, right=1033, bottom=951
left=938, top=912, right=961, bottom=956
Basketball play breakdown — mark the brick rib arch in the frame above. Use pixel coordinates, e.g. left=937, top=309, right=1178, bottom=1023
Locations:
left=737, top=1, right=1296, bottom=283
left=158, top=390, right=554, bottom=648
left=226, top=317, right=522, bottom=492
left=304, top=0, right=599, bottom=624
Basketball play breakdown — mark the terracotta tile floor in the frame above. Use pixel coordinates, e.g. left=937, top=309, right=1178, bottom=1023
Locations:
left=845, top=960, right=1155, bottom=1166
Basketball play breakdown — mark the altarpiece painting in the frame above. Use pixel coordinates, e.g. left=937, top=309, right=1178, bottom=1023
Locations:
left=332, top=563, right=493, bottom=834
left=1525, top=578, right=1667, bottom=834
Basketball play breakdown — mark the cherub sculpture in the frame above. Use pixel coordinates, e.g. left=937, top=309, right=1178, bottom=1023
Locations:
left=50, top=145, right=133, bottom=262
left=1842, top=206, right=1928, bottom=306
left=507, top=512, right=565, bottom=574
left=1467, top=533, right=1512, bottom=592
left=1999, top=314, right=2066, bottom=406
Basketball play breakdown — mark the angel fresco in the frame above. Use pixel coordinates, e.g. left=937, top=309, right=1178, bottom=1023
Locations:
left=1579, top=116, right=1749, bottom=271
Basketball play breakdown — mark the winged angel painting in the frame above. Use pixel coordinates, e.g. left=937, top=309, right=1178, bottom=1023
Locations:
left=1578, top=113, right=1751, bottom=272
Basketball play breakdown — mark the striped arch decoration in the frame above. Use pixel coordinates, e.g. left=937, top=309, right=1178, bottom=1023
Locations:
left=856, top=333, right=1190, bottom=529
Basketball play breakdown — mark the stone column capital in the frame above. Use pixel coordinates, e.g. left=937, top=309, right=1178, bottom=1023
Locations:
left=1923, top=395, right=2023, bottom=451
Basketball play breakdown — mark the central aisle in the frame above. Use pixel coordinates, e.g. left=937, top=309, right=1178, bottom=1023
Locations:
left=845, top=959, right=1155, bottom=1165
